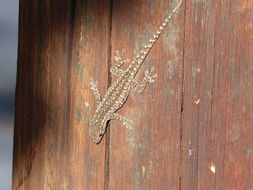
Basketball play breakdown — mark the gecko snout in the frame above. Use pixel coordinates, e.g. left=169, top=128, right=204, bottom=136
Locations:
left=89, top=122, right=105, bottom=144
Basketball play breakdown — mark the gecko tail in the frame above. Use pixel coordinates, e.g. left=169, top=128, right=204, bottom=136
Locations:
left=147, top=0, right=183, bottom=50
left=135, top=0, right=183, bottom=62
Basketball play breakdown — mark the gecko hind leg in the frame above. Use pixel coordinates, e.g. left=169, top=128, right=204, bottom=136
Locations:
left=108, top=113, right=133, bottom=129
left=90, top=78, right=101, bottom=106
left=110, top=49, right=130, bottom=77
left=131, top=67, right=157, bottom=94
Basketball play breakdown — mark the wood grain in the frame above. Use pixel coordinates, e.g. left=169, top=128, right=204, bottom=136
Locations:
left=68, top=0, right=111, bottom=189
left=12, top=0, right=111, bottom=189
left=12, top=0, right=253, bottom=189
left=13, top=0, right=76, bottom=189
left=181, top=0, right=253, bottom=189
left=108, top=0, right=184, bottom=189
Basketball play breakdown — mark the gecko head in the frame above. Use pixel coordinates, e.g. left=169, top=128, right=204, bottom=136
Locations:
left=89, top=118, right=107, bottom=144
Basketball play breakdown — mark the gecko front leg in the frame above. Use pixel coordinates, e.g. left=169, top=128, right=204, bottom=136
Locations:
left=131, top=67, right=157, bottom=93
left=90, top=78, right=101, bottom=106
left=107, top=113, right=133, bottom=129
left=110, top=49, right=130, bottom=77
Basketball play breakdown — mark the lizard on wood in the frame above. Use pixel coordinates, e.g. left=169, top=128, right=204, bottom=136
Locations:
left=89, top=0, right=182, bottom=143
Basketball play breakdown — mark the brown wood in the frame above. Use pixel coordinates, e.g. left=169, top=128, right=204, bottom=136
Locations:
left=12, top=0, right=253, bottom=189
left=12, top=0, right=110, bottom=189
left=181, top=0, right=253, bottom=189
left=108, top=0, right=184, bottom=189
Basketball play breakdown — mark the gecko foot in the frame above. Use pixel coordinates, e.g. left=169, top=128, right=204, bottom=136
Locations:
left=111, top=49, right=130, bottom=77
left=114, top=49, right=130, bottom=65
left=90, top=78, right=101, bottom=105
left=144, top=67, right=157, bottom=83
left=109, top=113, right=133, bottom=129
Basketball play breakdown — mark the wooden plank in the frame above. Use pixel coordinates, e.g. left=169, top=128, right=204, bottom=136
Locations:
left=12, top=0, right=111, bottom=189
left=12, top=0, right=253, bottom=189
left=181, top=0, right=253, bottom=189
left=69, top=0, right=111, bottom=189
left=108, top=0, right=184, bottom=189
left=12, top=0, right=75, bottom=189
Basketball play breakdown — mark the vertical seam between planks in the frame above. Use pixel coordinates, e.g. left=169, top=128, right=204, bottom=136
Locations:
left=179, top=0, right=187, bottom=189
left=104, top=0, right=113, bottom=189
left=210, top=1, right=219, bottom=188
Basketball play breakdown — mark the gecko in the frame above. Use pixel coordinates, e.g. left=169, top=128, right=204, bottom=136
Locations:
left=89, top=0, right=182, bottom=143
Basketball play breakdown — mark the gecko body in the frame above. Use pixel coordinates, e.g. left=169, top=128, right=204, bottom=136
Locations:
left=89, top=1, right=182, bottom=143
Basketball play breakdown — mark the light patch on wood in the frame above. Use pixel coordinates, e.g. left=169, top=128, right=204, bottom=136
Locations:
left=84, top=102, right=89, bottom=108
left=192, top=65, right=201, bottom=77
left=188, top=149, right=194, bottom=156
left=148, top=0, right=156, bottom=16
left=162, top=24, right=180, bottom=63
left=194, top=99, right=200, bottom=105
left=237, top=0, right=253, bottom=13
left=166, top=60, right=175, bottom=79
left=79, top=19, right=85, bottom=46
left=125, top=111, right=143, bottom=149
left=83, top=101, right=90, bottom=128
left=76, top=98, right=83, bottom=124
left=147, top=160, right=153, bottom=179
left=74, top=19, right=89, bottom=82
left=74, top=51, right=85, bottom=81
left=85, top=8, right=94, bottom=34
left=133, top=25, right=152, bottom=56
left=209, top=163, right=216, bottom=174
left=168, top=0, right=182, bottom=13
left=142, top=166, right=145, bottom=177
left=163, top=87, right=175, bottom=107
left=125, top=125, right=142, bottom=149
left=246, top=147, right=253, bottom=156
left=227, top=122, right=241, bottom=142
left=192, top=0, right=208, bottom=3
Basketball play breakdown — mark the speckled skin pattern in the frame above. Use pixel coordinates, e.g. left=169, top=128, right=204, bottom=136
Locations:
left=89, top=0, right=182, bottom=143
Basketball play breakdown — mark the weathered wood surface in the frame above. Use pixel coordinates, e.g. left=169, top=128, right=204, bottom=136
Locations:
left=12, top=0, right=253, bottom=189
left=108, top=0, right=184, bottom=189
left=181, top=0, right=253, bottom=189
left=13, top=0, right=110, bottom=189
